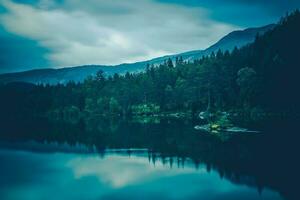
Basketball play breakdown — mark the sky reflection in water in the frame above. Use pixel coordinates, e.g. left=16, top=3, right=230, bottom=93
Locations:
left=0, top=149, right=283, bottom=200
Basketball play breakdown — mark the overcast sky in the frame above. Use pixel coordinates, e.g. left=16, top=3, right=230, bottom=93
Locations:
left=0, top=0, right=299, bottom=73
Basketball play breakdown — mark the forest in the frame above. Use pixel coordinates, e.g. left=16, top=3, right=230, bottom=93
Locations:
left=0, top=11, right=300, bottom=126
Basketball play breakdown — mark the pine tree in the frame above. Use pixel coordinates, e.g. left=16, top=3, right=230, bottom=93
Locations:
left=167, top=58, right=174, bottom=68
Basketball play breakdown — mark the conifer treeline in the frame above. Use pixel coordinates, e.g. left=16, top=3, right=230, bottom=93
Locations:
left=0, top=10, right=299, bottom=121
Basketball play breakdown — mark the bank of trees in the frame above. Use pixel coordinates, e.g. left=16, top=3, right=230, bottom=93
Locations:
left=0, top=10, right=299, bottom=122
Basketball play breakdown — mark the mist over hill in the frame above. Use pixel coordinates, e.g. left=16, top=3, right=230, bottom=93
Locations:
left=0, top=24, right=274, bottom=85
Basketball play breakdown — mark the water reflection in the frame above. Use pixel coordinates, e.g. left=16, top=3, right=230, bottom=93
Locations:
left=0, top=149, right=284, bottom=200
left=0, top=117, right=299, bottom=200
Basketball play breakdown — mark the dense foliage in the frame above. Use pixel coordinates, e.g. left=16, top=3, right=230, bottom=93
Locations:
left=0, top=11, right=299, bottom=123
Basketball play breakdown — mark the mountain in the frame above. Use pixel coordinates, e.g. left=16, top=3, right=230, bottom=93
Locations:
left=179, top=24, right=276, bottom=61
left=0, top=65, right=144, bottom=85
left=0, top=24, right=275, bottom=85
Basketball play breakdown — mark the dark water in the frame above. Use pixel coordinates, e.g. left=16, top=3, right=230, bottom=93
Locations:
left=0, top=117, right=299, bottom=200
left=0, top=148, right=283, bottom=200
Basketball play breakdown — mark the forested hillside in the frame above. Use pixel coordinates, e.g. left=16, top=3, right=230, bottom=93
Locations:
left=0, top=24, right=274, bottom=85
left=0, top=11, right=299, bottom=124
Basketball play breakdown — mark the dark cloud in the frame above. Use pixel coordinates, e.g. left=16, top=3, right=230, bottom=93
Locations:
left=1, top=0, right=299, bottom=73
left=0, top=0, right=237, bottom=73
left=158, top=0, right=300, bottom=26
left=159, top=0, right=300, bottom=10
left=12, top=0, right=39, bottom=4
left=0, top=27, right=49, bottom=73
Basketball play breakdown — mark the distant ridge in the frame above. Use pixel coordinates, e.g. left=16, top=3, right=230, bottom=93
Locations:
left=0, top=24, right=275, bottom=84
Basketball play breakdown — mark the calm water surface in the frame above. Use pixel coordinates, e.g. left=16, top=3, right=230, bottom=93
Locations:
left=0, top=118, right=299, bottom=200
left=0, top=148, right=284, bottom=200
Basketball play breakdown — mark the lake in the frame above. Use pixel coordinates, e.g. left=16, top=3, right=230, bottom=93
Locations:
left=0, top=117, right=299, bottom=200
left=0, top=147, right=284, bottom=200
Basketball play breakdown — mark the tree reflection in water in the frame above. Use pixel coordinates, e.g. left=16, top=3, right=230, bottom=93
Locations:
left=0, top=117, right=299, bottom=200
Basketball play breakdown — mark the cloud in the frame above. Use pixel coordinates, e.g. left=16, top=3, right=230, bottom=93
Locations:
left=158, top=0, right=300, bottom=27
left=0, top=26, right=50, bottom=73
left=159, top=0, right=300, bottom=15
left=0, top=0, right=238, bottom=68
left=68, top=154, right=203, bottom=188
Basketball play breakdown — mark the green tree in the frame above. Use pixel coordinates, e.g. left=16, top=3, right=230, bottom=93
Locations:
left=237, top=67, right=257, bottom=107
